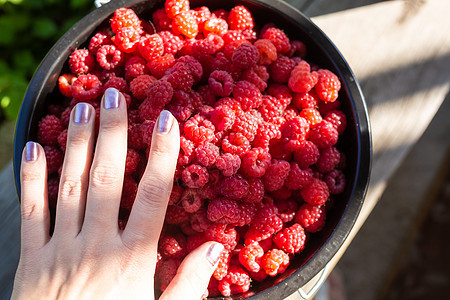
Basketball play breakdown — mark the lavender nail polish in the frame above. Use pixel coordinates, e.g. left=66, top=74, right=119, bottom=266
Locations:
left=206, top=243, right=224, bottom=266
left=25, top=141, right=38, bottom=162
left=157, top=110, right=174, bottom=134
left=73, top=103, right=91, bottom=124
left=103, top=88, right=120, bottom=109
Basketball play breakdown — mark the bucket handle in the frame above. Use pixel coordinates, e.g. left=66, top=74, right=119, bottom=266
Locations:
left=94, top=0, right=111, bottom=8
left=297, top=263, right=330, bottom=300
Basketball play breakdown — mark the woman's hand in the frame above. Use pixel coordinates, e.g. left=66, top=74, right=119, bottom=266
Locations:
left=12, top=88, right=223, bottom=300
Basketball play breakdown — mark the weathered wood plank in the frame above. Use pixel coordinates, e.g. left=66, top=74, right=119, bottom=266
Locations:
left=287, top=0, right=450, bottom=298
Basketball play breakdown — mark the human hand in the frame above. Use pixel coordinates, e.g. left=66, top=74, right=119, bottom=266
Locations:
left=12, top=88, right=224, bottom=300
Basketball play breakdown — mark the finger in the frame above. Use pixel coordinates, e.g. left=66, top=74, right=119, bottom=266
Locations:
left=122, top=110, right=179, bottom=249
left=53, top=103, right=95, bottom=238
left=160, top=242, right=224, bottom=300
left=82, top=88, right=128, bottom=235
left=20, top=142, right=50, bottom=252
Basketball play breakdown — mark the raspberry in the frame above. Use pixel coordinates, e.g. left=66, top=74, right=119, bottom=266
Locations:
left=228, top=5, right=254, bottom=31
left=295, top=203, right=326, bottom=232
left=208, top=70, right=234, bottom=97
left=183, top=114, right=215, bottom=145
left=324, top=169, right=346, bottom=194
left=325, top=110, right=347, bottom=135
left=120, top=175, right=138, bottom=210
left=138, top=34, right=164, bottom=62
left=241, top=147, right=271, bottom=178
left=259, top=95, right=283, bottom=123
left=194, top=142, right=219, bottom=167
left=169, top=184, right=184, bottom=205
left=262, top=159, right=290, bottom=192
left=282, top=116, right=310, bottom=151
left=113, top=27, right=141, bottom=53
left=186, top=232, right=207, bottom=253
left=207, top=197, right=240, bottom=224
left=275, top=198, right=298, bottom=222
left=219, top=265, right=251, bottom=297
left=182, top=164, right=209, bottom=189
left=245, top=205, right=283, bottom=244
left=222, top=30, right=246, bottom=45
left=58, top=74, right=77, bottom=98
left=293, top=90, right=320, bottom=110
left=159, top=233, right=187, bottom=259
left=71, top=74, right=102, bottom=101
left=240, top=68, right=267, bottom=92
left=189, top=208, right=211, bottom=232
left=212, top=8, right=228, bottom=20
left=220, top=174, right=249, bottom=200
left=210, top=105, right=235, bottom=131
left=232, top=112, right=258, bottom=142
left=205, top=224, right=237, bottom=250
left=153, top=8, right=172, bottom=31
left=235, top=202, right=258, bottom=226
left=165, top=205, right=190, bottom=224
left=269, top=55, right=296, bottom=84
left=273, top=223, right=306, bottom=254
left=267, top=83, right=293, bottom=109
left=69, top=49, right=95, bottom=75
left=213, top=249, right=230, bottom=280
left=165, top=62, right=194, bottom=91
left=38, top=115, right=63, bottom=146
left=176, top=55, right=203, bottom=83
left=43, top=146, right=63, bottom=174
left=293, top=140, right=319, bottom=169
left=316, top=147, right=341, bottom=173
left=261, top=249, right=290, bottom=276
left=203, top=17, right=228, bottom=36
left=110, top=8, right=141, bottom=34
left=254, top=39, right=277, bottom=65
left=253, top=121, right=281, bottom=148
left=178, top=136, right=195, bottom=166
left=231, top=43, right=259, bottom=70
left=165, top=0, right=189, bottom=18
left=243, top=178, right=264, bottom=204
left=147, top=53, right=176, bottom=78
left=283, top=105, right=299, bottom=121
left=300, top=108, right=322, bottom=126
left=158, top=30, right=184, bottom=55
left=139, top=119, right=156, bottom=146
left=138, top=99, right=163, bottom=121
left=122, top=148, right=138, bottom=175
left=239, top=242, right=264, bottom=272
left=285, top=162, right=313, bottom=191
left=315, top=69, right=341, bottom=102
left=129, top=74, right=157, bottom=101
left=288, top=60, right=318, bottom=93
left=288, top=40, right=307, bottom=58
left=124, top=56, right=148, bottom=81
left=172, top=11, right=198, bottom=38
left=215, top=153, right=241, bottom=177
left=47, top=176, right=59, bottom=206
left=191, top=6, right=211, bottom=27
left=145, top=80, right=173, bottom=107
left=157, top=259, right=181, bottom=291
left=261, top=27, right=290, bottom=55
left=57, top=129, right=68, bottom=152
left=60, top=107, right=71, bottom=128
left=215, top=97, right=242, bottom=112
left=89, top=31, right=113, bottom=55
left=301, top=177, right=330, bottom=205
left=102, top=76, right=129, bottom=95
left=96, top=45, right=124, bottom=70
left=221, top=132, right=251, bottom=158
left=308, top=120, right=338, bottom=148
left=232, top=81, right=262, bottom=111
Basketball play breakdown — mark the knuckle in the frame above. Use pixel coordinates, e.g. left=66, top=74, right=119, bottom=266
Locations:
left=100, top=116, right=126, bottom=134
left=138, top=177, right=172, bottom=208
left=90, top=164, right=121, bottom=188
left=21, top=203, right=38, bottom=221
left=21, top=171, right=42, bottom=184
left=59, top=176, right=84, bottom=200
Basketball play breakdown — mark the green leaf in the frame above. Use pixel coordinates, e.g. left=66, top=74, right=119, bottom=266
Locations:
left=12, top=50, right=35, bottom=76
left=70, top=0, right=91, bottom=9
left=32, top=18, right=57, bottom=39
left=0, top=16, right=17, bottom=45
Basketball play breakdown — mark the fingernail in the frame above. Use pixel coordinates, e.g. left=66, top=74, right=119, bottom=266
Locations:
left=157, top=110, right=174, bottom=134
left=73, top=103, right=91, bottom=124
left=24, top=141, right=38, bottom=162
left=103, top=88, right=120, bottom=109
left=206, top=243, right=224, bottom=266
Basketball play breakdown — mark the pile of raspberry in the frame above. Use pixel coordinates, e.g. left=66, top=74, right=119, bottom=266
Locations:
left=37, top=1, right=348, bottom=297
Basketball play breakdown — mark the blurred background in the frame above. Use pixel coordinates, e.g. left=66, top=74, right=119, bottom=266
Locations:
left=0, top=0, right=449, bottom=300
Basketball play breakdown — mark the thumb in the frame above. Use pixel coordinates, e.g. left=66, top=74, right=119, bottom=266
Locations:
left=160, top=242, right=224, bottom=300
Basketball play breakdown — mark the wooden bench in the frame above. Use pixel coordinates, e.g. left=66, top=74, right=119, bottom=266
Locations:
left=1, top=0, right=449, bottom=299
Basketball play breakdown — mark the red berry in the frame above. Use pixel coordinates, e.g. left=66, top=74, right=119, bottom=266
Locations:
left=288, top=60, right=318, bottom=93
left=182, top=164, right=209, bottom=188
left=218, top=265, right=251, bottom=296
left=239, top=242, right=264, bottom=272
left=220, top=174, right=249, bottom=200
left=129, top=74, right=157, bottom=101
left=269, top=55, right=296, bottom=84
left=172, top=11, right=198, bottom=38
left=241, top=147, right=271, bottom=178
left=231, top=43, right=259, bottom=70
left=262, top=27, right=290, bottom=55
left=254, top=38, right=277, bottom=65
left=96, top=45, right=124, bottom=70
left=296, top=203, right=326, bottom=232
left=301, top=177, right=329, bottom=205
left=184, top=114, right=215, bottom=145
left=215, top=153, right=241, bottom=177
left=261, top=249, right=290, bottom=276
left=315, top=69, right=341, bottom=102
left=308, top=120, right=339, bottom=148
left=138, top=34, right=164, bottom=62
left=111, top=8, right=141, bottom=34
left=71, top=74, right=102, bottom=101
left=165, top=0, right=189, bottom=18
left=38, top=115, right=64, bottom=146
left=262, top=159, right=290, bottom=192
left=285, top=162, right=313, bottom=190
left=69, top=49, right=95, bottom=75
left=43, top=146, right=63, bottom=174
left=324, top=169, right=346, bottom=194
left=273, top=223, right=306, bottom=254
left=228, top=5, right=254, bottom=31
left=221, top=132, right=251, bottom=158
left=232, top=80, right=262, bottom=111
left=195, top=142, right=219, bottom=167
left=58, top=74, right=77, bottom=98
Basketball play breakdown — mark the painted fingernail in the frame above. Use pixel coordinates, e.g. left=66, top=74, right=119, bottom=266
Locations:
left=157, top=110, right=174, bottom=134
left=25, top=141, right=38, bottom=162
left=206, top=243, right=224, bottom=267
left=73, top=103, right=91, bottom=124
left=103, top=88, right=120, bottom=109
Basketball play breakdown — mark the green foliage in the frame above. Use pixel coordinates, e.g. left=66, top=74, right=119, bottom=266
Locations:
left=0, top=0, right=95, bottom=121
